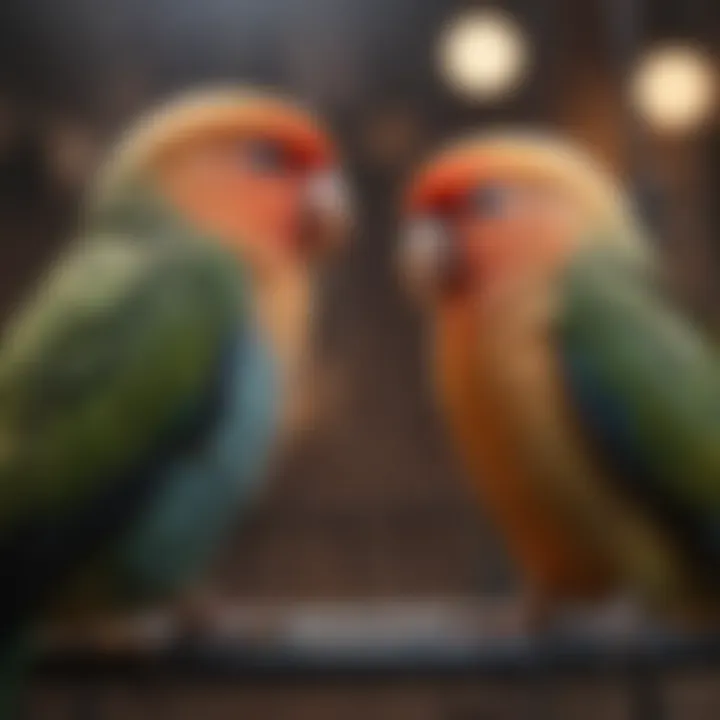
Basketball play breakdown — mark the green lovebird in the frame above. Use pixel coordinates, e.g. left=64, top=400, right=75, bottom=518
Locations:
left=0, top=87, right=350, bottom=711
left=399, top=131, right=720, bottom=630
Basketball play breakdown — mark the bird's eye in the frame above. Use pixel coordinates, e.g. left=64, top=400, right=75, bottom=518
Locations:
left=470, top=184, right=517, bottom=218
left=243, top=140, right=288, bottom=173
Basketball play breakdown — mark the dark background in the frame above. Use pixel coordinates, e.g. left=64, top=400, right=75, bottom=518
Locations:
left=0, top=0, right=718, bottom=717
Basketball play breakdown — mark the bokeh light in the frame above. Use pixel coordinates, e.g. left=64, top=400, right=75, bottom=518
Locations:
left=631, top=44, right=716, bottom=135
left=437, top=9, right=530, bottom=103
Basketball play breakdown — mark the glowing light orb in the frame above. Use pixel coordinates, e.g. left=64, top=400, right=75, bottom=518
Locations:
left=437, top=9, right=529, bottom=102
left=631, top=44, right=716, bottom=135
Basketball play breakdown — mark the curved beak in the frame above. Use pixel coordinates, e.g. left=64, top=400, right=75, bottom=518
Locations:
left=398, top=217, right=468, bottom=302
left=300, top=169, right=353, bottom=256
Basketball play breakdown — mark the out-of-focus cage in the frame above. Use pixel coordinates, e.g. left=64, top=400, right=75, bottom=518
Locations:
left=0, top=0, right=718, bottom=717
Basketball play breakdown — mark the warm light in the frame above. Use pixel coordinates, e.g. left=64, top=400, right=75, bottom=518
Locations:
left=631, top=44, right=716, bottom=135
left=437, top=9, right=529, bottom=102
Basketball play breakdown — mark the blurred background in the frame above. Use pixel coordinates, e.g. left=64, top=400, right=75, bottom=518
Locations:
left=1, top=0, right=719, bottom=717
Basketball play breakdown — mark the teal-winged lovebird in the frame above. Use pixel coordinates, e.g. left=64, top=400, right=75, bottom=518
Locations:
left=0, top=87, right=350, bottom=710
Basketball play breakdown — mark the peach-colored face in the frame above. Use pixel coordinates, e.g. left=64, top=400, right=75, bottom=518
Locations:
left=154, top=112, right=350, bottom=272
left=399, top=154, right=593, bottom=304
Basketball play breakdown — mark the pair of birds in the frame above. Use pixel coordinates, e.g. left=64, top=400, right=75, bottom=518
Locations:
left=0, top=84, right=717, bottom=709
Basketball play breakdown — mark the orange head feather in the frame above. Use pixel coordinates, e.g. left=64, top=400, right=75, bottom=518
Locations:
left=93, top=87, right=351, bottom=272
left=399, top=130, right=643, bottom=304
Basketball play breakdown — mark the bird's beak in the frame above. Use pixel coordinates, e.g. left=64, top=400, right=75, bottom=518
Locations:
left=398, top=217, right=468, bottom=302
left=300, top=169, right=353, bottom=257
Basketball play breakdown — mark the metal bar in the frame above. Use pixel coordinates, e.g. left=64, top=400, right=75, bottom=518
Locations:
left=600, top=0, right=667, bottom=245
left=601, top=0, right=643, bottom=166
left=34, top=601, right=720, bottom=685
left=36, top=632, right=720, bottom=685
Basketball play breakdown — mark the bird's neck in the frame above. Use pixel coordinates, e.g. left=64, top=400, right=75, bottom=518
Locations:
left=88, top=177, right=314, bottom=416
left=254, top=265, right=314, bottom=397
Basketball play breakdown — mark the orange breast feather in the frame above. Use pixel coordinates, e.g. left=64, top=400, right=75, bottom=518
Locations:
left=434, top=291, right=616, bottom=600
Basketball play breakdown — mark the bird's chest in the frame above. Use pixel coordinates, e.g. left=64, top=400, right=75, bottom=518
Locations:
left=434, top=282, right=556, bottom=482
left=434, top=285, right=614, bottom=597
left=187, top=329, right=280, bottom=494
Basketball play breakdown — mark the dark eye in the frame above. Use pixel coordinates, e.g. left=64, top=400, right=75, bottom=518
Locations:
left=469, top=184, right=516, bottom=217
left=243, top=140, right=288, bottom=173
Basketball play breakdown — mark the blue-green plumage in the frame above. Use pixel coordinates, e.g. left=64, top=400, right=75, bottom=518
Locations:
left=110, top=321, right=278, bottom=603
left=0, top=180, right=282, bottom=714
left=0, top=84, right=338, bottom=716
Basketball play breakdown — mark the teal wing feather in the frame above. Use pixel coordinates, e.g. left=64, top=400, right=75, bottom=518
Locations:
left=558, top=241, right=720, bottom=573
left=0, top=230, right=243, bottom=632
left=108, top=322, right=278, bottom=604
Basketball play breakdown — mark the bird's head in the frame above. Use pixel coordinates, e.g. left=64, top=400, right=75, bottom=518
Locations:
left=90, top=87, right=351, bottom=276
left=399, top=130, right=642, bottom=306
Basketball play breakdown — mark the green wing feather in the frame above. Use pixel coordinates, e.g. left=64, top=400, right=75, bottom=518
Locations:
left=0, top=229, right=242, bottom=537
left=558, top=240, right=720, bottom=572
left=0, top=182, right=248, bottom=716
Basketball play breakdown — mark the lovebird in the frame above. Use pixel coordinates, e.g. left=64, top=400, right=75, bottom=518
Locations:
left=399, top=131, right=720, bottom=631
left=0, top=87, right=349, bottom=708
